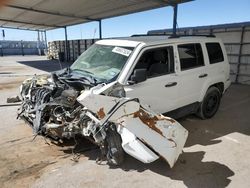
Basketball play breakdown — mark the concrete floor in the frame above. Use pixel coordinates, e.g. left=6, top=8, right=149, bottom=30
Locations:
left=0, top=56, right=250, bottom=188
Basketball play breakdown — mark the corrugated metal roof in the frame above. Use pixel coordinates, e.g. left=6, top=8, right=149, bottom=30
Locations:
left=0, top=0, right=192, bottom=31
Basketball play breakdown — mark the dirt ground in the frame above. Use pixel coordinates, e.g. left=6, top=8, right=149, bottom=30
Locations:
left=0, top=56, right=250, bottom=188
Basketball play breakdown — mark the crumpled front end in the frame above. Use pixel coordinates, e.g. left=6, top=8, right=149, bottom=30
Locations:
left=77, top=84, right=188, bottom=167
left=18, top=72, right=188, bottom=167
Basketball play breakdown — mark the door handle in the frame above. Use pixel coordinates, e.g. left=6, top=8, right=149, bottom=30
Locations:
left=165, top=82, right=177, bottom=87
left=199, top=73, right=208, bottom=78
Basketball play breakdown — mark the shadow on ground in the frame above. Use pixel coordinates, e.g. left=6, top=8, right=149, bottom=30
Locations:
left=17, top=60, right=71, bottom=72
left=57, top=135, right=234, bottom=188
left=119, top=152, right=234, bottom=188
left=179, top=84, right=250, bottom=147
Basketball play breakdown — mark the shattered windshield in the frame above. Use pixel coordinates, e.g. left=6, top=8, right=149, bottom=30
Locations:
left=70, top=44, right=134, bottom=82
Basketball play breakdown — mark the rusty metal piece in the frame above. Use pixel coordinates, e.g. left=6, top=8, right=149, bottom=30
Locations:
left=97, top=107, right=106, bottom=119
left=7, top=96, right=21, bottom=103
left=133, top=109, right=163, bottom=136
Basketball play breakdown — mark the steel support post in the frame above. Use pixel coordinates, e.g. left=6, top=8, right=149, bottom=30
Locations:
left=37, top=30, right=41, bottom=56
left=44, top=31, right=48, bottom=50
left=99, top=20, right=102, bottom=39
left=64, top=27, right=68, bottom=62
left=172, top=4, right=178, bottom=36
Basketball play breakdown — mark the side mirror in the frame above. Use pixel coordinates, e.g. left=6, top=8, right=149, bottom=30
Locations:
left=130, top=69, right=147, bottom=83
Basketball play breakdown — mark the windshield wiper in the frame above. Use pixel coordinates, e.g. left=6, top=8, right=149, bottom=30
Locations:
left=80, top=75, right=97, bottom=85
left=70, top=68, right=100, bottom=84
left=70, top=68, right=93, bottom=75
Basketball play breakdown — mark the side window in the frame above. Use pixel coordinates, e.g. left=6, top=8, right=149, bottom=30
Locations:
left=206, top=43, right=224, bottom=64
left=178, top=43, right=204, bottom=70
left=133, top=46, right=174, bottom=78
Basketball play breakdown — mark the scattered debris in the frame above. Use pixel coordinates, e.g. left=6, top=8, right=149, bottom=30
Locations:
left=7, top=96, right=21, bottom=103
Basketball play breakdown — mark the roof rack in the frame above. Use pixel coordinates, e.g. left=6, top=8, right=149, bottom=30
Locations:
left=131, top=34, right=216, bottom=38
left=131, top=33, right=169, bottom=37
left=168, top=34, right=216, bottom=38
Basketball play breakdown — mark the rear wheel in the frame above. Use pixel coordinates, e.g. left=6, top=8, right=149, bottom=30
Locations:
left=197, top=87, right=221, bottom=119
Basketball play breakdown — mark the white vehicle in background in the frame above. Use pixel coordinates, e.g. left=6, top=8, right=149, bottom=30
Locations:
left=18, top=35, right=230, bottom=168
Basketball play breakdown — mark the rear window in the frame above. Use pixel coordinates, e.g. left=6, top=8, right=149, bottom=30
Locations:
left=206, top=43, right=224, bottom=64
left=178, top=43, right=204, bottom=70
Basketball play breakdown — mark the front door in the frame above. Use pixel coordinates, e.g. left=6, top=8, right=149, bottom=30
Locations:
left=125, top=45, right=179, bottom=113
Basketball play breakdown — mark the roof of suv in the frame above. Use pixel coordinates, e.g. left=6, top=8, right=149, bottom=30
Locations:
left=96, top=35, right=222, bottom=47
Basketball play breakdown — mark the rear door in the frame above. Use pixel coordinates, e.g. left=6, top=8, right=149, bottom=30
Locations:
left=176, top=43, right=208, bottom=107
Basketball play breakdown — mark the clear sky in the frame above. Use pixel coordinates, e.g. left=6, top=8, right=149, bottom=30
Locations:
left=1, top=0, right=250, bottom=42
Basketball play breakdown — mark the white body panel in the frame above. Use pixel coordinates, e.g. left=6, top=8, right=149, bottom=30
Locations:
left=125, top=74, right=179, bottom=113
left=176, top=66, right=208, bottom=106
left=117, top=125, right=159, bottom=163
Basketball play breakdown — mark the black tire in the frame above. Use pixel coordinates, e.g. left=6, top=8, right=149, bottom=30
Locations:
left=106, top=128, right=124, bottom=166
left=197, top=87, right=221, bottom=119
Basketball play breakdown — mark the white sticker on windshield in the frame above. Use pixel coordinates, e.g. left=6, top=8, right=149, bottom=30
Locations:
left=112, top=47, right=132, bottom=57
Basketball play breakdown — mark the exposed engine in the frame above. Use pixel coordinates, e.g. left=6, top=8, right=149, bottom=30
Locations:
left=18, top=69, right=125, bottom=165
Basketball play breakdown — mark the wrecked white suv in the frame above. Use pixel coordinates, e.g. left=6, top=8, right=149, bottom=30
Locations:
left=18, top=35, right=230, bottom=167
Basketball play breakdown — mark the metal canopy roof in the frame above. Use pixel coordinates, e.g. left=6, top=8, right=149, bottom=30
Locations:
left=0, top=0, right=191, bottom=31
